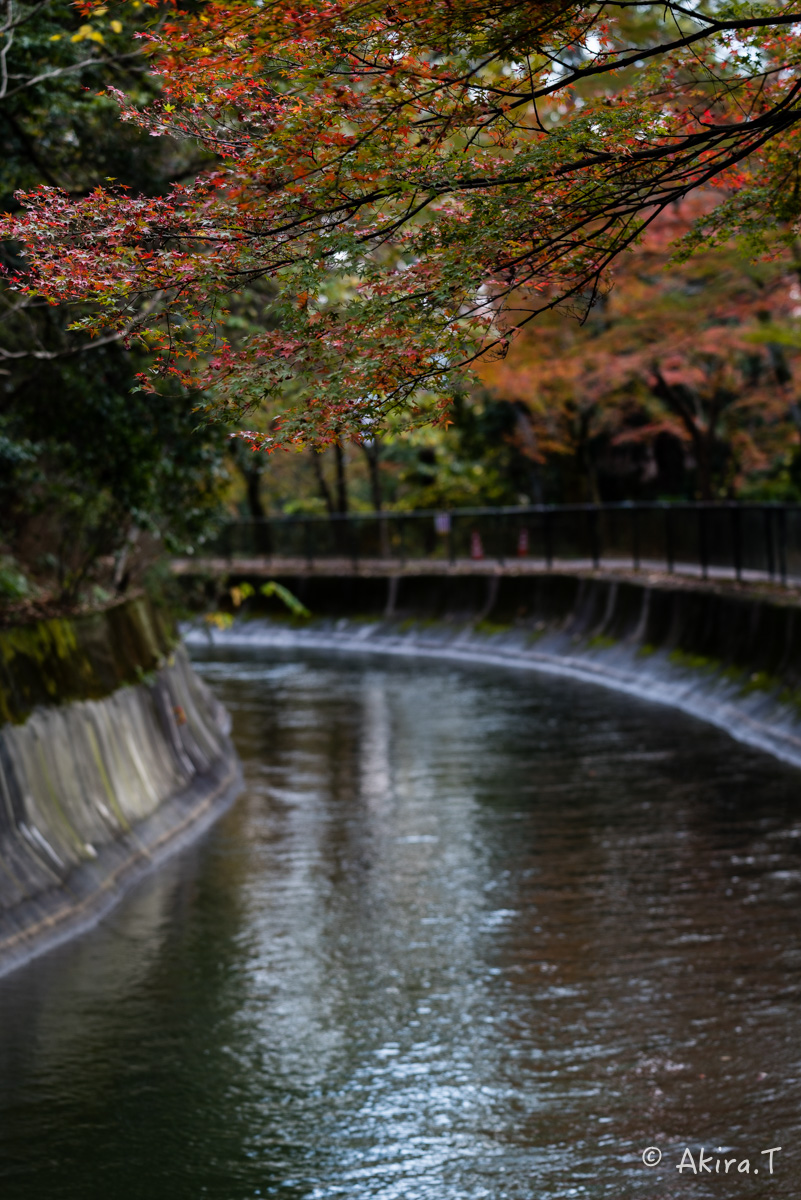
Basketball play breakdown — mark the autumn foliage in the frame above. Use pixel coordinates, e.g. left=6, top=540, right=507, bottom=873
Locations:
left=479, top=196, right=801, bottom=501
left=3, top=0, right=801, bottom=447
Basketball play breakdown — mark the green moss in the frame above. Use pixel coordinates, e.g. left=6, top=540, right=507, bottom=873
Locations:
left=396, top=617, right=440, bottom=632
left=0, top=596, right=175, bottom=725
left=777, top=686, right=801, bottom=719
left=474, top=620, right=510, bottom=636
left=668, top=648, right=720, bottom=673
left=587, top=634, right=616, bottom=650
left=738, top=670, right=777, bottom=697
left=636, top=643, right=657, bottom=658
left=0, top=619, right=77, bottom=671
left=241, top=608, right=314, bottom=628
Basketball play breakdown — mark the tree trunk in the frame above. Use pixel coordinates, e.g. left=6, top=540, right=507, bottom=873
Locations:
left=650, top=367, right=713, bottom=500
left=692, top=431, right=713, bottom=502
left=244, top=463, right=266, bottom=520
left=577, top=408, right=600, bottom=503
left=512, top=402, right=544, bottom=504
left=359, top=438, right=389, bottom=556
left=359, top=439, right=383, bottom=512
left=310, top=450, right=335, bottom=515
left=334, top=438, right=349, bottom=514
left=528, top=462, right=544, bottom=505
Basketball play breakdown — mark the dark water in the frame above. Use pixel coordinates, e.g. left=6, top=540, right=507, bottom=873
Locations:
left=1, top=650, right=801, bottom=1200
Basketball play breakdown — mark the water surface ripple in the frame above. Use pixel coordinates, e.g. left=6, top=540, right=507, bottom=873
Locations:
left=1, top=651, right=800, bottom=1199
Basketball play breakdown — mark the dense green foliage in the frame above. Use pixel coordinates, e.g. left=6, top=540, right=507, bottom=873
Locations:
left=0, top=0, right=227, bottom=608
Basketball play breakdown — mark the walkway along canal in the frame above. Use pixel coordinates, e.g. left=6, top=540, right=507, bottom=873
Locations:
left=190, top=502, right=801, bottom=586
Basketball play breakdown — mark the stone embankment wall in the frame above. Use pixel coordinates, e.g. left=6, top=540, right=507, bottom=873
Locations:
left=0, top=596, right=240, bottom=977
left=190, top=569, right=801, bottom=770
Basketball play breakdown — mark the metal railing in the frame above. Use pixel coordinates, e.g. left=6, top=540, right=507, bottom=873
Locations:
left=204, top=503, right=801, bottom=584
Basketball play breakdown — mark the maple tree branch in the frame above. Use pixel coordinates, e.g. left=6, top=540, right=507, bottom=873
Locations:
left=1, top=0, right=50, bottom=37
left=483, top=11, right=801, bottom=108
left=0, top=294, right=164, bottom=361
left=3, top=47, right=144, bottom=101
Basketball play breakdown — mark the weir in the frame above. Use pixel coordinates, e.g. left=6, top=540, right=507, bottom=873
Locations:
left=3, top=564, right=801, bottom=977
left=187, top=567, right=801, bottom=770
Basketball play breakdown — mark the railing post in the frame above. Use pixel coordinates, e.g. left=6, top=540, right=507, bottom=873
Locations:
left=664, top=505, right=674, bottom=574
left=213, top=503, right=793, bottom=583
left=608, top=507, right=616, bottom=565
left=377, top=511, right=389, bottom=559
left=764, top=506, right=776, bottom=580
left=544, top=508, right=553, bottom=569
left=779, top=506, right=788, bottom=585
left=589, top=506, right=600, bottom=569
left=350, top=516, right=359, bottom=570
left=257, top=516, right=273, bottom=558
left=698, top=506, right=709, bottom=580
left=731, top=505, right=742, bottom=583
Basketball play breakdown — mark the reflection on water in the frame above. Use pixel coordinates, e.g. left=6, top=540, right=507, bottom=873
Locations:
left=1, top=650, right=801, bottom=1199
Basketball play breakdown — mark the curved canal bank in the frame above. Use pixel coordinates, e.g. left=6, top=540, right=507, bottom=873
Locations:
left=188, top=569, right=801, bottom=770
left=2, top=650, right=801, bottom=1199
left=0, top=596, right=240, bottom=977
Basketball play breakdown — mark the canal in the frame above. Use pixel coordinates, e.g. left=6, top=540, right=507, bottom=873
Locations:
left=0, top=649, right=799, bottom=1198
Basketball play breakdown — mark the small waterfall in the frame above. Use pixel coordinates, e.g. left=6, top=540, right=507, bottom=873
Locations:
left=184, top=572, right=801, bottom=773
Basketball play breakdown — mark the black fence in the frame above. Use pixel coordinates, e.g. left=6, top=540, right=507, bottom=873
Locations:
left=206, top=503, right=801, bottom=584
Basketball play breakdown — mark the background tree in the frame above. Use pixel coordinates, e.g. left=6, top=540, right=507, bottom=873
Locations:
left=479, top=199, right=801, bottom=501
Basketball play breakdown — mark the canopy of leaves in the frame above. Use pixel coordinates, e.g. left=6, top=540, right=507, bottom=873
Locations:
left=4, top=0, right=801, bottom=448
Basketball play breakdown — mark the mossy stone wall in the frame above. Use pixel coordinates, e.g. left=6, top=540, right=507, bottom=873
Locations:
left=0, top=596, right=177, bottom=725
left=0, top=595, right=240, bottom=976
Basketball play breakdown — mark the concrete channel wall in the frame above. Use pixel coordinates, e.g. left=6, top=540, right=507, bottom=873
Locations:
left=0, top=596, right=240, bottom=977
left=189, top=569, right=801, bottom=771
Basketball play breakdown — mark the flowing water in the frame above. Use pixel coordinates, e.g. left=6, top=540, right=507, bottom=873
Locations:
left=1, top=648, right=801, bottom=1200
